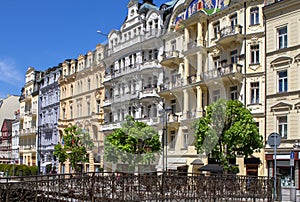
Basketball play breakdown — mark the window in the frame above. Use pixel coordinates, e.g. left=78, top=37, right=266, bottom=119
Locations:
left=250, top=82, right=259, bottom=104
left=213, top=21, right=220, bottom=38
left=171, top=40, right=176, bottom=51
left=250, top=45, right=260, bottom=64
left=230, top=14, right=237, bottom=30
left=87, top=102, right=91, bottom=116
left=278, top=26, right=287, bottom=49
left=213, top=89, right=220, bottom=102
left=278, top=116, right=287, bottom=139
left=97, top=100, right=101, bottom=114
left=213, top=56, right=220, bottom=69
left=70, top=106, right=73, bottom=119
left=230, top=86, right=238, bottom=100
left=230, top=50, right=238, bottom=64
left=250, top=7, right=259, bottom=25
left=87, top=78, right=91, bottom=91
left=170, top=131, right=176, bottom=149
left=171, top=99, right=176, bottom=114
left=183, top=129, right=189, bottom=149
left=278, top=70, right=288, bottom=92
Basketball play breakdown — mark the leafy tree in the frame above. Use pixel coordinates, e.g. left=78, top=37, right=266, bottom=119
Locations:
left=104, top=115, right=161, bottom=172
left=54, top=125, right=94, bottom=173
left=193, top=99, right=263, bottom=173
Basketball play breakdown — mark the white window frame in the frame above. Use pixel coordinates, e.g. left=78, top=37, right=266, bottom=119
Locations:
left=278, top=116, right=288, bottom=139
left=250, top=7, right=259, bottom=25
left=250, top=44, right=260, bottom=64
left=278, top=70, right=288, bottom=92
left=277, top=26, right=287, bottom=49
left=250, top=82, right=259, bottom=104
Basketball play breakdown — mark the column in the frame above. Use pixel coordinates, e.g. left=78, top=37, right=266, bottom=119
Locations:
left=184, top=58, right=189, bottom=85
left=184, top=27, right=189, bottom=51
left=183, top=89, right=189, bottom=119
left=197, top=52, right=202, bottom=82
left=197, top=22, right=203, bottom=45
left=196, top=86, right=203, bottom=118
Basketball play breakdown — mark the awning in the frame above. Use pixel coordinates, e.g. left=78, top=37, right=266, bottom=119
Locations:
left=191, top=159, right=204, bottom=165
left=198, top=164, right=224, bottom=173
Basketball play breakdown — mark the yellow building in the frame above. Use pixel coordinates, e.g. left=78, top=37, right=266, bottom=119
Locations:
left=159, top=0, right=266, bottom=175
left=265, top=0, right=300, bottom=190
left=58, top=44, right=106, bottom=173
left=19, top=67, right=42, bottom=166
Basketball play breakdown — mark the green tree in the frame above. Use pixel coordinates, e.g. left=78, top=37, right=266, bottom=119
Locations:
left=193, top=99, right=263, bottom=173
left=104, top=115, right=161, bottom=172
left=54, top=125, right=94, bottom=173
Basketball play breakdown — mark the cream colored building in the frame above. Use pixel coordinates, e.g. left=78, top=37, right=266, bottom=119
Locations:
left=264, top=0, right=300, bottom=190
left=159, top=0, right=266, bottom=175
left=0, top=95, right=20, bottom=132
left=58, top=44, right=106, bottom=173
left=19, top=67, right=42, bottom=166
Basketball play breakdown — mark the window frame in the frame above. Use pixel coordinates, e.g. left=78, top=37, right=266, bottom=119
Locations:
left=278, top=70, right=288, bottom=93
left=250, top=7, right=259, bottom=25
left=277, top=26, right=288, bottom=49
left=250, top=82, right=260, bottom=104
left=250, top=44, right=260, bottom=64
left=278, top=116, right=288, bottom=139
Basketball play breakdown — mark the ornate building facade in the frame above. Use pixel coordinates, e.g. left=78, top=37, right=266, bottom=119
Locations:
left=265, top=0, right=300, bottom=190
left=58, top=44, right=106, bottom=173
left=19, top=67, right=42, bottom=166
left=38, top=66, right=62, bottom=174
left=158, top=0, right=266, bottom=175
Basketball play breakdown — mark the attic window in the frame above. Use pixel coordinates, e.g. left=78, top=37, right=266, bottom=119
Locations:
left=130, top=9, right=134, bottom=17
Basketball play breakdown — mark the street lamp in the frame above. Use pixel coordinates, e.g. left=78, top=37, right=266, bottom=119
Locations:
left=158, top=98, right=172, bottom=173
left=96, top=30, right=108, bottom=37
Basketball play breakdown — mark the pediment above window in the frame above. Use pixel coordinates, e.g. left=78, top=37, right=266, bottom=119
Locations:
left=295, top=54, right=300, bottom=63
left=294, top=102, right=300, bottom=112
left=270, top=56, right=293, bottom=69
left=270, top=102, right=293, bottom=113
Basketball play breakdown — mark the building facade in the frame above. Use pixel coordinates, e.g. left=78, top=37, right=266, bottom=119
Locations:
left=38, top=66, right=62, bottom=174
left=58, top=44, right=106, bottom=173
left=0, top=119, right=14, bottom=163
left=0, top=95, right=20, bottom=135
left=102, top=0, right=168, bottom=172
left=19, top=67, right=42, bottom=166
left=11, top=110, right=20, bottom=165
left=265, top=0, right=300, bottom=189
left=158, top=0, right=266, bottom=175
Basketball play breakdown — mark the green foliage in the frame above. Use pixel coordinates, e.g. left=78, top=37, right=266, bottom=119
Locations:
left=0, top=164, right=37, bottom=176
left=193, top=99, right=263, bottom=172
left=104, top=115, right=161, bottom=171
left=54, top=125, right=94, bottom=173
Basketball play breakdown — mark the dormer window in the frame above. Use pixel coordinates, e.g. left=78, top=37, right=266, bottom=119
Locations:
left=130, top=9, right=134, bottom=17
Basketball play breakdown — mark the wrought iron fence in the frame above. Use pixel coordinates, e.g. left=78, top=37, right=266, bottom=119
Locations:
left=0, top=172, right=273, bottom=201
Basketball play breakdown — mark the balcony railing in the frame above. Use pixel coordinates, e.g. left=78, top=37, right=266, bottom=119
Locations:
left=201, top=63, right=243, bottom=81
left=108, top=29, right=163, bottom=56
left=219, top=25, right=242, bottom=38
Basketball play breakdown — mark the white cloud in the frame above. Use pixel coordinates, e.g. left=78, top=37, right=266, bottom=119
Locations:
left=0, top=58, right=23, bottom=86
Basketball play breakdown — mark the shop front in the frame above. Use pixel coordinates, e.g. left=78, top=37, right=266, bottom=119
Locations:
left=266, top=153, right=298, bottom=189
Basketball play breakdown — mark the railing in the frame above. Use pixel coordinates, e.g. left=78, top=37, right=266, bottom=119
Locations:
left=0, top=172, right=273, bottom=201
left=109, top=29, right=163, bottom=55
left=201, top=63, right=243, bottom=81
left=219, top=25, right=243, bottom=38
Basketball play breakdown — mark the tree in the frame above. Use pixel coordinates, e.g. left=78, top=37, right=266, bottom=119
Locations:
left=193, top=99, right=263, bottom=173
left=54, top=125, right=94, bottom=173
left=104, top=115, right=161, bottom=172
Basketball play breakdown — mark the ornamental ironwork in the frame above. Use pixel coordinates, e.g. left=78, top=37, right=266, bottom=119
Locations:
left=0, top=172, right=273, bottom=201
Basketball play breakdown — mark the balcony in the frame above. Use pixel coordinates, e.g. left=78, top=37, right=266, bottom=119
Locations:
left=108, top=29, right=163, bottom=56
left=19, top=127, right=37, bottom=136
left=183, top=39, right=206, bottom=56
left=19, top=145, right=36, bottom=152
left=140, top=85, right=158, bottom=99
left=187, top=74, right=197, bottom=85
left=200, top=63, right=243, bottom=83
left=103, top=98, right=112, bottom=107
left=137, top=117, right=159, bottom=126
left=217, top=25, right=243, bottom=47
left=161, top=51, right=183, bottom=68
left=101, top=122, right=122, bottom=132
left=140, top=60, right=160, bottom=72
left=114, top=63, right=141, bottom=79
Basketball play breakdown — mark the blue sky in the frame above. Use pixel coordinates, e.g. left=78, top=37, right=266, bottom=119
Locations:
left=0, top=0, right=167, bottom=98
